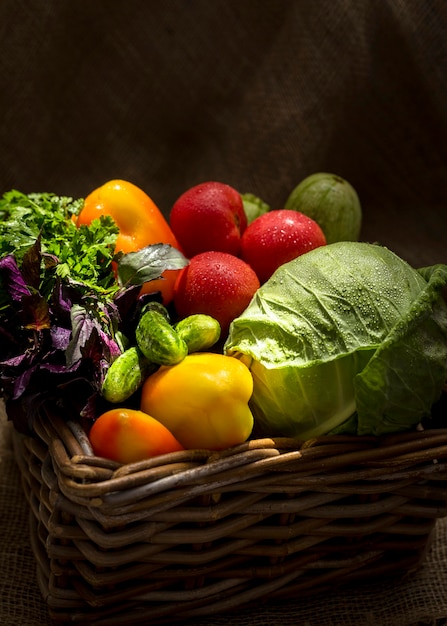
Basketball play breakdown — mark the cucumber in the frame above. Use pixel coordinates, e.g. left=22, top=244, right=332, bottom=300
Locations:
left=140, top=300, right=171, bottom=322
left=175, top=314, right=221, bottom=353
left=136, top=309, right=188, bottom=365
left=102, top=346, right=154, bottom=403
left=114, top=330, right=130, bottom=352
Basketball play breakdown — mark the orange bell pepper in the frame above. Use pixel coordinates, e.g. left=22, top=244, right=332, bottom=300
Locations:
left=76, top=179, right=182, bottom=304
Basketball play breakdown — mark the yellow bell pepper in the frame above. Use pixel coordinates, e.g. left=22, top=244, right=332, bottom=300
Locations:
left=140, top=352, right=254, bottom=450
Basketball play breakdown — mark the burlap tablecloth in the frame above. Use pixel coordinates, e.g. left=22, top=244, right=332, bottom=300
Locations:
left=1, top=1, right=447, bottom=624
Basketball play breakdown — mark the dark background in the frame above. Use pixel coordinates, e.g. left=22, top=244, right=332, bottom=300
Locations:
left=1, top=0, right=446, bottom=266
left=1, top=4, right=447, bottom=625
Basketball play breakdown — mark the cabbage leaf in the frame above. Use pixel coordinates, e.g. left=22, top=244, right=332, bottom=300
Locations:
left=224, top=242, right=447, bottom=438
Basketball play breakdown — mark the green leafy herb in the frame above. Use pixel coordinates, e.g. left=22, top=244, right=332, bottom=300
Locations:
left=116, top=243, right=188, bottom=289
left=0, top=190, right=119, bottom=299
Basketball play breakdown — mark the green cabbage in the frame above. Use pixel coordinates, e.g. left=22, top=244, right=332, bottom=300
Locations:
left=224, top=242, right=447, bottom=438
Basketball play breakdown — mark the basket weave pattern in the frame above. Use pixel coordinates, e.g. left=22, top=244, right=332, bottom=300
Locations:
left=12, top=404, right=447, bottom=625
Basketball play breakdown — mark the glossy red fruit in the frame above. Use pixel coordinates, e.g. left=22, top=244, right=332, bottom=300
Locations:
left=169, top=181, right=247, bottom=258
left=240, top=209, right=326, bottom=283
left=173, top=251, right=260, bottom=336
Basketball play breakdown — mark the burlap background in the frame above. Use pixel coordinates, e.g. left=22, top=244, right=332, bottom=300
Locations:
left=1, top=1, right=447, bottom=624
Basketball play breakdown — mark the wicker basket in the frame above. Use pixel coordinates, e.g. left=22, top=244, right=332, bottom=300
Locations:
left=11, top=402, right=447, bottom=626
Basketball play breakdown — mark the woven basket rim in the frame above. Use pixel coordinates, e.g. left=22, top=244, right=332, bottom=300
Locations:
left=15, top=403, right=447, bottom=505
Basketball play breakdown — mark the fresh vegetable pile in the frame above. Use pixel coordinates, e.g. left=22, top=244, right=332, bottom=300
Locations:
left=0, top=186, right=188, bottom=436
left=1, top=175, right=447, bottom=464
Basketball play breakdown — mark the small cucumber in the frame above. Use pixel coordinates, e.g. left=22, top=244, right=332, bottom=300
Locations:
left=114, top=330, right=130, bottom=352
left=136, top=310, right=188, bottom=365
left=140, top=300, right=171, bottom=322
left=175, top=314, right=221, bottom=353
left=102, top=346, right=154, bottom=403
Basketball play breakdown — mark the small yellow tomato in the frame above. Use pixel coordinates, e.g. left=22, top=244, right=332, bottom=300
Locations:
left=89, top=408, right=184, bottom=464
left=140, top=352, right=254, bottom=450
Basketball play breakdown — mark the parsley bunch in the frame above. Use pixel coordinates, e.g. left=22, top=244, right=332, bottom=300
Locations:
left=0, top=190, right=119, bottom=298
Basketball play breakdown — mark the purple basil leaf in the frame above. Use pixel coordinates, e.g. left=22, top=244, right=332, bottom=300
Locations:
left=66, top=304, right=120, bottom=386
left=0, top=254, right=30, bottom=301
left=42, top=251, right=59, bottom=270
left=13, top=364, right=39, bottom=399
left=50, top=325, right=72, bottom=351
left=113, top=283, right=144, bottom=320
left=41, top=360, right=81, bottom=374
left=98, top=328, right=121, bottom=360
left=0, top=352, right=29, bottom=368
left=51, top=279, right=73, bottom=315
left=21, top=236, right=43, bottom=289
left=21, top=292, right=51, bottom=330
left=80, top=393, right=100, bottom=421
left=66, top=305, right=97, bottom=367
left=79, top=326, right=110, bottom=388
